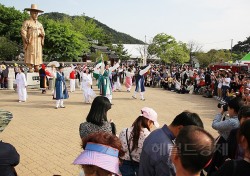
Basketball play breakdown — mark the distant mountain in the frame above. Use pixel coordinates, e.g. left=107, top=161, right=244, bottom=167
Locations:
left=41, top=12, right=144, bottom=44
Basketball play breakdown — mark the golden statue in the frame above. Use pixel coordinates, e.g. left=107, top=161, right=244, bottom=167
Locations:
left=21, top=4, right=45, bottom=72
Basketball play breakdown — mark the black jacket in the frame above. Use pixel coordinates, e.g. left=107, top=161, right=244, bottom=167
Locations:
left=0, top=141, right=20, bottom=176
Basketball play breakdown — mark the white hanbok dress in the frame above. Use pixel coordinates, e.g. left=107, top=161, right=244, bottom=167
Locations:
left=81, top=73, right=96, bottom=103
left=16, top=72, right=27, bottom=102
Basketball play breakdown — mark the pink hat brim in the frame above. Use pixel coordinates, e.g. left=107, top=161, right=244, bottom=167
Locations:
left=73, top=150, right=121, bottom=176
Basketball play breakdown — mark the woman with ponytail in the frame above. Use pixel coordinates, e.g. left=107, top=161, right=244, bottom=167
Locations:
left=119, top=107, right=159, bottom=176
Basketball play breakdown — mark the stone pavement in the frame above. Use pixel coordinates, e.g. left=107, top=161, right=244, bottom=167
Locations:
left=0, top=85, right=219, bottom=176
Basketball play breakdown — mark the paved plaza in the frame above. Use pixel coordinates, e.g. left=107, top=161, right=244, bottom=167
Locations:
left=0, top=85, right=219, bottom=176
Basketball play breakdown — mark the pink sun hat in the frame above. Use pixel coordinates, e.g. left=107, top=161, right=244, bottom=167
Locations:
left=73, top=142, right=121, bottom=176
left=140, top=107, right=159, bottom=128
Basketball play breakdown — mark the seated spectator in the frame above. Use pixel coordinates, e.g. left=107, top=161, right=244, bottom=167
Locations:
left=139, top=111, right=204, bottom=176
left=173, top=78, right=181, bottom=92
left=73, top=132, right=125, bottom=176
left=195, top=78, right=206, bottom=94
left=79, top=96, right=115, bottom=139
left=161, top=77, right=168, bottom=90
left=0, top=141, right=20, bottom=176
left=171, top=126, right=215, bottom=176
left=212, top=120, right=250, bottom=176
left=186, top=81, right=194, bottom=94
left=119, top=107, right=158, bottom=176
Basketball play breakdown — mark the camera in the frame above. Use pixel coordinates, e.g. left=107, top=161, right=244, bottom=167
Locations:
left=217, top=103, right=228, bottom=112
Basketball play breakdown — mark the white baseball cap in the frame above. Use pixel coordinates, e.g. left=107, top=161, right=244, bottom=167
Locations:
left=140, top=107, right=159, bottom=128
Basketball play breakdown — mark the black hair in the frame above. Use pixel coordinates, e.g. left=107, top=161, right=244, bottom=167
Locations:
left=104, top=61, right=108, bottom=67
left=239, top=119, right=250, bottom=151
left=86, top=96, right=111, bottom=126
left=171, top=111, right=204, bottom=128
left=238, top=105, right=250, bottom=121
left=228, top=97, right=243, bottom=114
left=175, top=126, right=215, bottom=174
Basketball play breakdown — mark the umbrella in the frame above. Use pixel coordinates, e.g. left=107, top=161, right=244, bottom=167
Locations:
left=47, top=61, right=60, bottom=67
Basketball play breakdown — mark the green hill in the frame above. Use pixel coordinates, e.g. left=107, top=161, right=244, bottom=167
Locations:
left=42, top=12, right=144, bottom=44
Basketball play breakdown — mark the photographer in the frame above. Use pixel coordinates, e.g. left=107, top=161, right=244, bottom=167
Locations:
left=212, top=97, right=243, bottom=140
left=207, top=97, right=243, bottom=175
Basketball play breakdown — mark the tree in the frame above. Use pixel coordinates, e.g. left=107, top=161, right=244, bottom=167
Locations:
left=187, top=41, right=203, bottom=63
left=0, top=37, right=19, bottom=61
left=232, top=37, right=250, bottom=61
left=195, top=49, right=231, bottom=67
left=112, top=42, right=130, bottom=60
left=0, top=4, right=29, bottom=44
left=43, top=19, right=89, bottom=61
left=148, top=33, right=189, bottom=64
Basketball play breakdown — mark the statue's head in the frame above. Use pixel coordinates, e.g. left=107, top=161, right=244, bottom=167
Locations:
left=30, top=11, right=39, bottom=21
left=24, top=4, right=44, bottom=21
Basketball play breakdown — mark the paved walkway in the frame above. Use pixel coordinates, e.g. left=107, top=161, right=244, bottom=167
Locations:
left=0, top=85, right=219, bottom=175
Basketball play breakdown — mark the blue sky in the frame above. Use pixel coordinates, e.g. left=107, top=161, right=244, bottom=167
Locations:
left=1, top=0, right=250, bottom=51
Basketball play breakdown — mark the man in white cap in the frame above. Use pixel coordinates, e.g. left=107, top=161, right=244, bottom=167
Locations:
left=21, top=4, right=45, bottom=72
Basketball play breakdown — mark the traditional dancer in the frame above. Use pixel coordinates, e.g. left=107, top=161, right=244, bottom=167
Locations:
left=132, top=64, right=151, bottom=101
left=53, top=64, right=69, bottom=109
left=16, top=67, right=27, bottom=102
left=113, top=66, right=123, bottom=91
left=81, top=68, right=96, bottom=103
left=94, top=60, right=120, bottom=102
left=125, top=68, right=134, bottom=92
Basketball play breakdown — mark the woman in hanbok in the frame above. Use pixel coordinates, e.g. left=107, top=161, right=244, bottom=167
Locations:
left=53, top=64, right=69, bottom=109
left=132, top=64, right=151, bottom=101
left=94, top=60, right=120, bottom=102
left=125, top=68, right=134, bottom=92
left=81, top=68, right=96, bottom=103
left=113, top=67, right=123, bottom=91
left=16, top=67, right=27, bottom=102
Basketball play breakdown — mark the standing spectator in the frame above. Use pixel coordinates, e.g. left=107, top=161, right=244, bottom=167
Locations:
left=221, top=73, right=231, bottom=103
left=1, top=62, right=9, bottom=89
left=208, top=97, right=243, bottom=175
left=217, top=74, right=223, bottom=100
left=79, top=96, right=115, bottom=139
left=139, top=111, right=203, bottom=176
left=227, top=105, right=250, bottom=161
left=15, top=67, right=27, bottom=102
left=119, top=107, right=159, bottom=176
left=69, top=65, right=76, bottom=93
left=171, top=126, right=215, bottom=176
left=53, top=64, right=69, bottom=109
left=212, top=120, right=250, bottom=176
left=0, top=141, right=20, bottom=176
left=13, top=63, right=19, bottom=79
